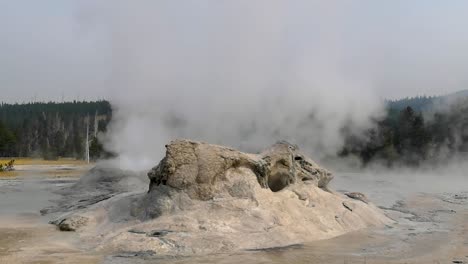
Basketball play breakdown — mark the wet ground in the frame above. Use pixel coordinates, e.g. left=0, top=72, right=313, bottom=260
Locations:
left=1, top=166, right=468, bottom=263
left=0, top=165, right=101, bottom=263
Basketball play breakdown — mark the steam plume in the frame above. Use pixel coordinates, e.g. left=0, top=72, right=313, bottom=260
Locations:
left=92, top=1, right=384, bottom=169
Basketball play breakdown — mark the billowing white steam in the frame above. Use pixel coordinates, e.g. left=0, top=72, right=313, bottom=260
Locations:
left=90, top=1, right=381, bottom=168
left=88, top=1, right=385, bottom=170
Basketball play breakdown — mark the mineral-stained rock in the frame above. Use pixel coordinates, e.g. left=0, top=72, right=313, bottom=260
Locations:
left=147, top=139, right=333, bottom=200
left=259, top=141, right=333, bottom=191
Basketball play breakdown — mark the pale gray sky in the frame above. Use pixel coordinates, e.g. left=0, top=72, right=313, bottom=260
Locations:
left=1, top=1, right=468, bottom=103
left=3, top=1, right=468, bottom=168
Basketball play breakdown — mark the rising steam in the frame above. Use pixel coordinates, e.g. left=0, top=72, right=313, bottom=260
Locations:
left=55, top=1, right=467, bottom=171
left=4, top=1, right=468, bottom=170
left=77, top=1, right=383, bottom=170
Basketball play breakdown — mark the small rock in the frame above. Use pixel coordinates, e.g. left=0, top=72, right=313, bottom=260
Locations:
left=345, top=192, right=369, bottom=204
left=128, top=229, right=146, bottom=234
left=293, top=190, right=308, bottom=201
left=146, top=230, right=173, bottom=237
left=114, top=250, right=155, bottom=258
left=342, top=201, right=354, bottom=212
left=246, top=244, right=303, bottom=252
left=54, top=215, right=89, bottom=231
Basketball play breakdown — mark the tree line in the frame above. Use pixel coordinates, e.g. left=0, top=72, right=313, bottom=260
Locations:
left=0, top=101, right=112, bottom=160
left=340, top=96, right=468, bottom=166
left=2, top=96, right=468, bottom=165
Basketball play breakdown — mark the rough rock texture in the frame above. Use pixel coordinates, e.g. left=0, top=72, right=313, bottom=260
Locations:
left=48, top=139, right=391, bottom=256
left=41, top=166, right=148, bottom=215
left=52, top=215, right=90, bottom=231
left=345, top=192, right=370, bottom=204
left=147, top=140, right=333, bottom=200
left=259, top=141, right=333, bottom=191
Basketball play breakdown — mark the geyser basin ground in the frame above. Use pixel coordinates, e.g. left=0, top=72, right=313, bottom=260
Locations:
left=46, top=140, right=390, bottom=256
left=0, top=154, right=467, bottom=263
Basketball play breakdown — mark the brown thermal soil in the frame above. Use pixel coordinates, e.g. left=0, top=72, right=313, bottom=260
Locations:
left=0, top=161, right=101, bottom=263
left=0, top=215, right=101, bottom=264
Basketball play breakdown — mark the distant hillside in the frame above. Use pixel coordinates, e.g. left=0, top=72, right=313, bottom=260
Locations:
left=386, top=89, right=468, bottom=112
left=0, top=101, right=112, bottom=159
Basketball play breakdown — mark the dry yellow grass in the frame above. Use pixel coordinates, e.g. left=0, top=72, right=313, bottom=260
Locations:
left=0, top=158, right=89, bottom=166
left=0, top=158, right=92, bottom=178
left=0, top=170, right=20, bottom=178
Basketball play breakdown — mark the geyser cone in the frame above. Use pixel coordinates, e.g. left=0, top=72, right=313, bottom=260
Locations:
left=47, top=139, right=391, bottom=256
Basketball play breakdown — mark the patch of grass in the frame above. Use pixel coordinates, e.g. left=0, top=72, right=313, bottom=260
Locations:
left=0, top=159, right=14, bottom=172
left=0, top=170, right=20, bottom=178
left=0, top=158, right=89, bottom=166
left=0, top=158, right=92, bottom=179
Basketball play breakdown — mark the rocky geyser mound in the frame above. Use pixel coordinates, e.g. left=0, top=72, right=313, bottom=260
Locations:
left=48, top=139, right=391, bottom=256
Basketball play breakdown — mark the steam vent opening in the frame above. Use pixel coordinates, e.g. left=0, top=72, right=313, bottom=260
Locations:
left=268, top=171, right=290, bottom=192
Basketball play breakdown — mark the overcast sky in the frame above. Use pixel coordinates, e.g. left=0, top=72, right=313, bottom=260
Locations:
left=1, top=1, right=468, bottom=103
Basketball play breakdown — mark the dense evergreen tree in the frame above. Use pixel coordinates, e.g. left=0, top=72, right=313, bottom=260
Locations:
left=386, top=96, right=435, bottom=112
left=341, top=97, right=468, bottom=166
left=0, top=101, right=111, bottom=159
left=0, top=121, right=16, bottom=157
